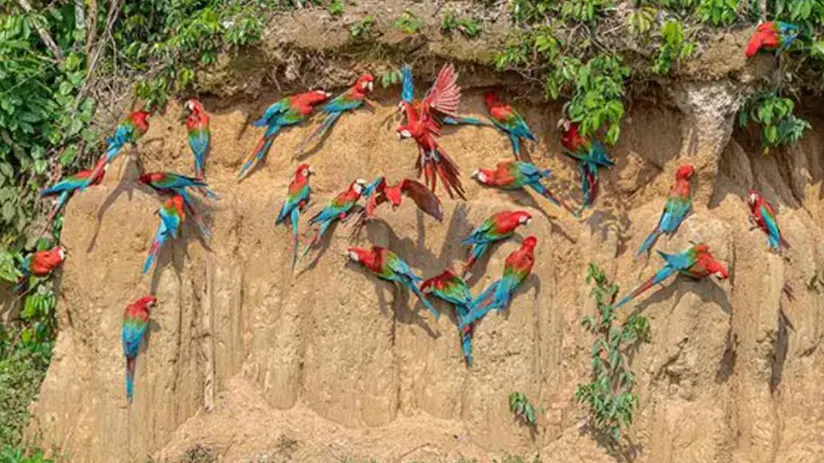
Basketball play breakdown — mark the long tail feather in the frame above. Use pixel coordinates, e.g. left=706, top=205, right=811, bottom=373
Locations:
left=636, top=229, right=661, bottom=256
left=463, top=242, right=488, bottom=276
left=443, top=116, right=492, bottom=126
left=296, top=112, right=341, bottom=154
left=407, top=280, right=439, bottom=319
left=290, top=207, right=300, bottom=269
left=459, top=280, right=500, bottom=328
left=528, top=182, right=578, bottom=216
left=460, top=325, right=473, bottom=366
left=143, top=230, right=167, bottom=274
left=126, top=356, right=136, bottom=403
left=614, top=265, right=676, bottom=309
left=509, top=134, right=521, bottom=160
left=238, top=127, right=280, bottom=180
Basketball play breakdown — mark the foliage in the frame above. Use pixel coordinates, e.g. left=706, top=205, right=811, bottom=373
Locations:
left=393, top=11, right=423, bottom=34
left=739, top=91, right=810, bottom=150
left=626, top=7, right=656, bottom=36
left=327, top=0, right=344, bottom=18
left=378, top=69, right=402, bottom=88
left=696, top=0, right=740, bottom=26
left=508, top=391, right=540, bottom=429
left=0, top=445, right=54, bottom=463
left=654, top=20, right=697, bottom=74
left=441, top=11, right=484, bottom=38
left=0, top=342, right=53, bottom=448
left=561, top=0, right=609, bottom=22
left=575, top=263, right=651, bottom=442
left=349, top=15, right=376, bottom=39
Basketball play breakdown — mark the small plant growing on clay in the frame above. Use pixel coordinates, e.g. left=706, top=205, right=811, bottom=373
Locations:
left=696, top=0, right=739, bottom=26
left=739, top=91, right=810, bottom=152
left=393, top=11, right=423, bottom=34
left=378, top=69, right=403, bottom=88
left=441, top=11, right=484, bottom=38
left=508, top=391, right=540, bottom=429
left=653, top=19, right=697, bottom=74
left=349, top=15, right=376, bottom=39
left=575, top=263, right=651, bottom=442
left=327, top=0, right=344, bottom=17
left=626, top=7, right=655, bottom=36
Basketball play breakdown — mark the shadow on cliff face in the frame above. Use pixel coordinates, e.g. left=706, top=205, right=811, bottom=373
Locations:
left=630, top=275, right=732, bottom=316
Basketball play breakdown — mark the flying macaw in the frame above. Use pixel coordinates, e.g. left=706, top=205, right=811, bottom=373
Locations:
left=39, top=160, right=108, bottom=224
left=362, top=177, right=444, bottom=222
left=462, top=210, right=532, bottom=277
left=420, top=268, right=475, bottom=365
left=276, top=163, right=315, bottom=267
left=347, top=246, right=439, bottom=319
left=238, top=90, right=331, bottom=180
left=396, top=64, right=466, bottom=200
left=558, top=119, right=614, bottom=210
left=143, top=194, right=185, bottom=274
left=484, top=91, right=536, bottom=160
left=138, top=171, right=216, bottom=241
left=83, top=110, right=151, bottom=189
left=746, top=189, right=790, bottom=251
left=615, top=243, right=728, bottom=309
left=122, top=295, right=156, bottom=403
left=15, top=246, right=66, bottom=293
left=459, top=236, right=537, bottom=328
left=636, top=165, right=695, bottom=256
left=745, top=22, right=799, bottom=57
left=301, top=179, right=367, bottom=258
left=184, top=99, right=210, bottom=178
left=295, top=75, right=374, bottom=155
left=471, top=160, right=578, bottom=216
left=395, top=64, right=489, bottom=127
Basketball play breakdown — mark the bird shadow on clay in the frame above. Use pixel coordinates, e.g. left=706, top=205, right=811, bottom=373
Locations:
left=294, top=106, right=379, bottom=162
left=295, top=219, right=347, bottom=277
left=578, top=423, right=644, bottom=463
left=500, top=190, right=577, bottom=245
left=147, top=227, right=191, bottom=295
left=86, top=156, right=143, bottom=253
left=629, top=276, right=732, bottom=317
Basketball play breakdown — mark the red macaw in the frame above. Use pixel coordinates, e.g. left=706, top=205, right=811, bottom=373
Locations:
left=484, top=91, right=535, bottom=159
left=301, top=178, right=367, bottom=259
left=122, top=295, right=156, bottom=402
left=143, top=194, right=185, bottom=274
left=746, top=189, right=790, bottom=251
left=636, top=165, right=695, bottom=256
left=184, top=99, right=210, bottom=178
left=395, top=64, right=490, bottom=127
left=277, top=163, right=315, bottom=267
left=462, top=210, right=532, bottom=277
left=745, top=22, right=799, bottom=57
left=362, top=176, right=443, bottom=222
left=83, top=110, right=151, bottom=189
left=471, top=160, right=577, bottom=216
left=558, top=119, right=614, bottom=210
left=40, top=158, right=108, bottom=224
left=138, top=171, right=216, bottom=241
left=15, top=246, right=66, bottom=292
left=420, top=268, right=475, bottom=365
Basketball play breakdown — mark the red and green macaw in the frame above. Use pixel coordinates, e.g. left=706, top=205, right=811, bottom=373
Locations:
left=122, top=295, right=156, bottom=403
left=347, top=246, right=439, bottom=319
left=396, top=64, right=489, bottom=128
left=459, top=236, right=537, bottom=328
left=421, top=268, right=475, bottom=365
left=238, top=90, right=331, bottom=180
left=484, top=91, right=535, bottom=160
left=746, top=22, right=799, bottom=57
left=746, top=189, right=790, bottom=251
left=462, top=210, right=532, bottom=277
left=143, top=194, right=184, bottom=274
left=471, top=160, right=577, bottom=216
left=558, top=120, right=614, bottom=210
left=636, top=165, right=695, bottom=256
left=295, top=75, right=374, bottom=155
left=39, top=159, right=107, bottom=224
left=277, top=163, right=315, bottom=267
left=301, top=179, right=367, bottom=258
left=184, top=99, right=210, bottom=178
left=138, top=171, right=216, bottom=241
left=362, top=176, right=443, bottom=222
left=396, top=64, right=466, bottom=200
left=15, top=246, right=66, bottom=293
left=84, top=110, right=151, bottom=189
left=615, top=243, right=728, bottom=309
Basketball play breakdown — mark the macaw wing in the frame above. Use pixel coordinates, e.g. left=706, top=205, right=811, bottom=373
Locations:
left=311, top=202, right=349, bottom=224
left=159, top=206, right=182, bottom=239
left=656, top=250, right=692, bottom=270
left=759, top=204, right=781, bottom=242
left=365, top=178, right=388, bottom=217
left=588, top=141, right=614, bottom=167
left=401, top=65, right=414, bottom=103
left=324, top=93, right=361, bottom=113
left=386, top=254, right=418, bottom=282
left=253, top=99, right=289, bottom=127
left=659, top=197, right=690, bottom=233
left=40, top=175, right=87, bottom=196
left=397, top=179, right=444, bottom=221
left=112, top=123, right=135, bottom=146
left=277, top=185, right=308, bottom=223
left=188, top=129, right=210, bottom=157
left=421, top=63, right=460, bottom=118
left=463, top=219, right=495, bottom=244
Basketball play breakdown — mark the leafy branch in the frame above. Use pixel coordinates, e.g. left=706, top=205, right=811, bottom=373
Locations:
left=509, top=391, right=540, bottom=430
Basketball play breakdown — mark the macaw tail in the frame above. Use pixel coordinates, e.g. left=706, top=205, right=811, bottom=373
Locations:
left=126, top=356, right=136, bottom=403
left=614, top=264, right=677, bottom=309
left=508, top=134, right=521, bottom=160
left=289, top=207, right=300, bottom=269
left=635, top=228, right=661, bottom=256
left=430, top=147, right=466, bottom=200
left=459, top=280, right=500, bottom=329
left=463, top=242, right=489, bottom=277
left=407, top=280, right=439, bottom=319
left=780, top=236, right=791, bottom=250
left=460, top=325, right=473, bottom=366
left=143, top=230, right=167, bottom=274
left=238, top=127, right=280, bottom=180
left=528, top=182, right=578, bottom=217
left=296, top=111, right=341, bottom=154
left=490, top=276, right=517, bottom=312
left=81, top=159, right=108, bottom=191
left=442, top=116, right=492, bottom=126
left=194, top=153, right=206, bottom=179
left=580, top=165, right=598, bottom=209
left=300, top=220, right=332, bottom=259
left=46, top=191, right=71, bottom=224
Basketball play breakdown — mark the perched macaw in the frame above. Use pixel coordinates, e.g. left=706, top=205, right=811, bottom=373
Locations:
left=238, top=90, right=331, bottom=180
left=301, top=179, right=367, bottom=258
left=636, top=165, right=695, bottom=256
left=83, top=110, right=151, bottom=189
left=15, top=246, right=66, bottom=293
left=746, top=189, right=790, bottom=251
left=138, top=172, right=216, bottom=241
left=471, top=160, right=577, bottom=216
left=462, top=210, right=532, bottom=277
left=746, top=22, right=799, bottom=57
left=484, top=91, right=536, bottom=160
left=295, top=75, right=374, bottom=154
left=459, top=236, right=537, bottom=328
left=277, top=163, right=315, bottom=267
left=421, top=268, right=475, bottom=365
left=347, top=246, right=439, bottom=319
left=396, top=64, right=490, bottom=127
left=184, top=99, right=210, bottom=178
left=39, top=160, right=107, bottom=223
left=122, top=295, right=156, bottom=403
left=615, top=243, right=728, bottom=309
left=143, top=194, right=185, bottom=274
left=362, top=177, right=444, bottom=222
left=397, top=64, right=466, bottom=200
left=558, top=120, right=614, bottom=210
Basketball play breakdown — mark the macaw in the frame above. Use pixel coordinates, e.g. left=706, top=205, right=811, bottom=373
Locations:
left=276, top=163, right=315, bottom=267
left=745, top=22, right=799, bottom=57
left=83, top=110, right=151, bottom=189
left=362, top=177, right=444, bottom=222
left=421, top=268, right=475, bottom=365
left=238, top=90, right=331, bottom=180
left=39, top=160, right=108, bottom=223
left=462, top=210, right=532, bottom=277
left=122, top=295, right=156, bottom=403
left=301, top=179, right=367, bottom=258
left=615, top=243, right=728, bottom=309
left=347, top=246, right=439, bottom=319
left=138, top=171, right=216, bottom=241
left=15, top=246, right=66, bottom=293
left=484, top=91, right=536, bottom=159
left=395, top=64, right=490, bottom=127
left=558, top=119, right=614, bottom=210
left=459, top=236, right=537, bottom=328
left=636, top=165, right=695, bottom=256
left=746, top=189, right=790, bottom=251
left=396, top=64, right=466, bottom=200
left=184, top=99, right=210, bottom=178
left=295, top=75, right=374, bottom=155
left=471, top=160, right=577, bottom=216
left=143, top=194, right=184, bottom=274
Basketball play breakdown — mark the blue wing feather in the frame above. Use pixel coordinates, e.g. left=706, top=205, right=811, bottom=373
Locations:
left=401, top=65, right=414, bottom=103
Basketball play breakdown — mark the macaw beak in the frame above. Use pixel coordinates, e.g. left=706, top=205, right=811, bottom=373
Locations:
left=308, top=167, right=315, bottom=175
left=367, top=81, right=374, bottom=92
left=556, top=119, right=566, bottom=130
left=470, top=170, right=479, bottom=179
left=346, top=249, right=360, bottom=261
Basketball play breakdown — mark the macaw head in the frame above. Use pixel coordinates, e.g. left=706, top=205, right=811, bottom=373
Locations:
left=137, top=295, right=158, bottom=312
left=346, top=247, right=370, bottom=263
left=296, top=163, right=314, bottom=178
left=746, top=189, right=761, bottom=208
left=131, top=110, right=151, bottom=127
left=484, top=91, right=500, bottom=109
left=522, top=235, right=538, bottom=250
left=352, top=178, right=368, bottom=196
left=396, top=123, right=413, bottom=140
left=556, top=118, right=572, bottom=132
left=514, top=210, right=533, bottom=226
left=675, top=164, right=695, bottom=180
left=355, top=74, right=375, bottom=93
left=55, top=246, right=67, bottom=263
left=183, top=99, right=203, bottom=115
left=137, top=172, right=164, bottom=185
left=470, top=168, right=492, bottom=185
